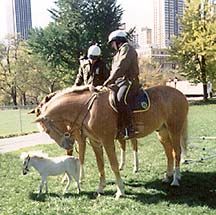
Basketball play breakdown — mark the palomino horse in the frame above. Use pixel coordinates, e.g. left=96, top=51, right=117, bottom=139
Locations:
left=30, top=91, right=139, bottom=176
left=33, top=85, right=188, bottom=199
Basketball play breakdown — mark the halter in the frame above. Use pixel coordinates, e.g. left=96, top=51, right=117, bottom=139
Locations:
left=23, top=155, right=30, bottom=173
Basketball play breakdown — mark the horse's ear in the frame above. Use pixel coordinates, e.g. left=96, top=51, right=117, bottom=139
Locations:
left=34, top=116, right=44, bottom=123
left=28, top=109, right=35, bottom=114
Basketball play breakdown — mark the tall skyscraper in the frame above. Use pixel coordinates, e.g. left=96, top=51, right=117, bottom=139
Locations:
left=5, top=0, right=32, bottom=40
left=153, top=0, right=184, bottom=48
left=139, top=27, right=152, bottom=48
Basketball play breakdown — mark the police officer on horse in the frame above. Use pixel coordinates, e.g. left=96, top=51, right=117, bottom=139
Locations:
left=74, top=44, right=109, bottom=87
left=103, top=30, right=140, bottom=139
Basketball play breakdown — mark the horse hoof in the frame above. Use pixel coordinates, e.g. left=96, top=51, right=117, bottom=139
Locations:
left=114, top=191, right=125, bottom=200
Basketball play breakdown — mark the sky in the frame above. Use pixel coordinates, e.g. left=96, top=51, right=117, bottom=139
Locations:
left=0, top=0, right=154, bottom=38
left=31, top=0, right=154, bottom=29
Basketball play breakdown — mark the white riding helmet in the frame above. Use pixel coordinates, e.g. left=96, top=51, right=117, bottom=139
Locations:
left=87, top=45, right=101, bottom=59
left=108, top=30, right=127, bottom=43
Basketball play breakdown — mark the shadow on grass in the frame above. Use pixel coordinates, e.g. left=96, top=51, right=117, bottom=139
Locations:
left=189, top=98, right=216, bottom=106
left=125, top=171, right=216, bottom=209
left=29, top=192, right=61, bottom=202
left=29, top=190, right=116, bottom=201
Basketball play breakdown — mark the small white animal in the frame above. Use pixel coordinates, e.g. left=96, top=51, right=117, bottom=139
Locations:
left=20, top=151, right=80, bottom=196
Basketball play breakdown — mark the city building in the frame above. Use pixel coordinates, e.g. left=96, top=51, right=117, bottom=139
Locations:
left=4, top=0, right=32, bottom=40
left=138, top=27, right=152, bottom=49
left=153, top=0, right=184, bottom=48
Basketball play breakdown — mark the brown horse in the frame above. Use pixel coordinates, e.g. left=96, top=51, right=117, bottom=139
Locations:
left=33, top=85, right=188, bottom=199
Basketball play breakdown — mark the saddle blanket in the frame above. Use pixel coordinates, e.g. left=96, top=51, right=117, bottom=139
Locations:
left=130, top=88, right=150, bottom=112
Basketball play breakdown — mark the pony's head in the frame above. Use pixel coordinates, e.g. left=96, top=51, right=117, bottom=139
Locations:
left=20, top=151, right=49, bottom=175
left=20, top=152, right=31, bottom=175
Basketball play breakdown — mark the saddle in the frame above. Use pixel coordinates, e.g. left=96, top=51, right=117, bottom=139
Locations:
left=109, top=88, right=150, bottom=113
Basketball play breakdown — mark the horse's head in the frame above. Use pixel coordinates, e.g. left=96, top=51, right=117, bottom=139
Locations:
left=29, top=92, right=75, bottom=150
left=35, top=115, right=75, bottom=150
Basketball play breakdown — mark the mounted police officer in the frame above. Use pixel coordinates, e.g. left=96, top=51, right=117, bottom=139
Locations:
left=74, top=44, right=109, bottom=87
left=103, top=30, right=140, bottom=139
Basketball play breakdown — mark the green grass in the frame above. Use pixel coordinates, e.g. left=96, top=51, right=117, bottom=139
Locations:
left=0, top=109, right=38, bottom=137
left=0, top=103, right=216, bottom=214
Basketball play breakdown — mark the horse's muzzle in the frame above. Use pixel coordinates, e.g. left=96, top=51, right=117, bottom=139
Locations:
left=60, top=133, right=75, bottom=150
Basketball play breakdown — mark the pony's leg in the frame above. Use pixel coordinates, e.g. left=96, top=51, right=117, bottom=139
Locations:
left=63, top=173, right=71, bottom=194
left=131, top=138, right=139, bottom=173
left=103, top=139, right=125, bottom=200
left=118, top=139, right=126, bottom=171
left=73, top=172, right=81, bottom=194
left=38, top=176, right=46, bottom=196
left=90, top=142, right=106, bottom=194
left=45, top=181, right=48, bottom=193
left=169, top=133, right=182, bottom=186
left=62, top=148, right=74, bottom=183
left=156, top=128, right=174, bottom=183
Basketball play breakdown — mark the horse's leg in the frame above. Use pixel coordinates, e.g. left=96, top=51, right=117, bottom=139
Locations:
left=169, top=132, right=182, bottom=186
left=102, top=139, right=125, bottom=199
left=118, top=139, right=126, bottom=171
left=78, top=137, right=86, bottom=181
left=156, top=127, right=174, bottom=183
left=131, top=138, right=139, bottom=173
left=90, top=141, right=106, bottom=195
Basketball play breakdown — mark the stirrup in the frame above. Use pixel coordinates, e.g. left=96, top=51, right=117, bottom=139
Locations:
left=123, top=128, right=137, bottom=140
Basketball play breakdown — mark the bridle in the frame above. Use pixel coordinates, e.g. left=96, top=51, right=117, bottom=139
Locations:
left=40, top=92, right=98, bottom=147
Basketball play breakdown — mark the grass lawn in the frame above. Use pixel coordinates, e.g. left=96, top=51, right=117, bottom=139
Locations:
left=0, top=109, right=38, bottom=137
left=0, top=102, right=216, bottom=214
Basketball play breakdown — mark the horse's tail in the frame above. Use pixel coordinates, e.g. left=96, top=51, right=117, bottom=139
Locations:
left=180, top=116, right=188, bottom=160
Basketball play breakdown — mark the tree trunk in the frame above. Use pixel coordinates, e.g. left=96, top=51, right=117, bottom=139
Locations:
left=22, top=92, right=27, bottom=106
left=200, top=56, right=208, bottom=101
left=11, top=86, right=17, bottom=107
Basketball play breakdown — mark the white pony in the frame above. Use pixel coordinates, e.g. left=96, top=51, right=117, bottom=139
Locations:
left=20, top=151, right=80, bottom=196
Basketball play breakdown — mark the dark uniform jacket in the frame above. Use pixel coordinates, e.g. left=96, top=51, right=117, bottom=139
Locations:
left=106, top=42, right=139, bottom=86
left=74, top=59, right=109, bottom=87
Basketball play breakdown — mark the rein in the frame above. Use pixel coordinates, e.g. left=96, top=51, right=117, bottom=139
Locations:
left=68, top=92, right=98, bottom=133
left=42, top=92, right=98, bottom=141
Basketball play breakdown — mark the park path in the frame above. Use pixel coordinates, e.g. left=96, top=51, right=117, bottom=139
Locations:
left=0, top=132, right=53, bottom=154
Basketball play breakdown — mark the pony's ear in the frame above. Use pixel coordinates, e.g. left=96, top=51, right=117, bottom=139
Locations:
left=20, top=152, right=29, bottom=160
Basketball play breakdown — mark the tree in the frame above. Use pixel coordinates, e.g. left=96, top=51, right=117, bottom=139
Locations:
left=0, top=38, right=20, bottom=106
left=0, top=37, right=57, bottom=106
left=170, top=0, right=216, bottom=100
left=28, top=0, right=123, bottom=86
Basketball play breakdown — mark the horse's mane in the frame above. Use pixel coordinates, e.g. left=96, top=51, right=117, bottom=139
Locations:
left=47, top=86, right=90, bottom=102
left=37, top=85, right=108, bottom=116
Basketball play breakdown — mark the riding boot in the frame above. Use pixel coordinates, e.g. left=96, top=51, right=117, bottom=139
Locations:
left=123, top=107, right=137, bottom=140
